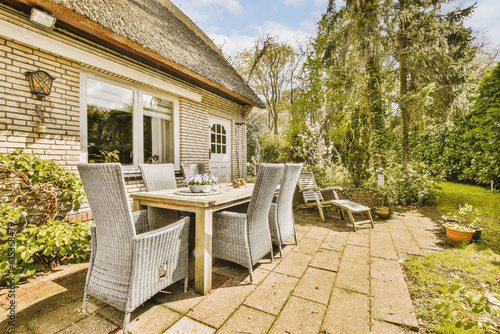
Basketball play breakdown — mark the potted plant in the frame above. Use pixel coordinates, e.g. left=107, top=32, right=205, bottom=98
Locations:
left=183, top=173, right=218, bottom=193
left=443, top=204, right=481, bottom=245
left=373, top=181, right=394, bottom=219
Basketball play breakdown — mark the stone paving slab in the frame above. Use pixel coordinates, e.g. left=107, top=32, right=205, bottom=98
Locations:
left=390, top=229, right=424, bottom=257
left=273, top=250, right=313, bottom=278
left=309, top=248, right=341, bottom=272
left=346, top=231, right=370, bottom=247
left=188, top=278, right=255, bottom=328
left=164, top=316, right=215, bottom=334
left=243, top=272, right=298, bottom=315
left=322, top=288, right=370, bottom=334
left=269, top=296, right=326, bottom=334
left=370, top=231, right=398, bottom=260
left=216, top=305, right=275, bottom=334
left=60, top=314, right=117, bottom=334
left=341, top=244, right=370, bottom=265
left=293, top=267, right=336, bottom=305
left=334, top=260, right=370, bottom=295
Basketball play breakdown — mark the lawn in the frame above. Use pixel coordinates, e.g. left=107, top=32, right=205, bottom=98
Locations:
left=403, top=182, right=500, bottom=333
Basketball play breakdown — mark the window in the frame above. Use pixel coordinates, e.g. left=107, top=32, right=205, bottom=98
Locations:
left=81, top=74, right=179, bottom=170
left=210, top=123, right=227, bottom=155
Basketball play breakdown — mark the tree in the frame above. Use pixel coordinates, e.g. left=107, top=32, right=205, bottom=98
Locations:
left=236, top=35, right=302, bottom=136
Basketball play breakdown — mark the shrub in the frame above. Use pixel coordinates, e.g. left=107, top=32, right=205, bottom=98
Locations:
left=0, top=216, right=91, bottom=283
left=0, top=150, right=86, bottom=225
left=384, top=162, right=442, bottom=206
left=303, top=164, right=350, bottom=188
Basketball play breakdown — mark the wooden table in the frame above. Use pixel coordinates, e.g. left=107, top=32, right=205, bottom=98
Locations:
left=130, top=183, right=254, bottom=295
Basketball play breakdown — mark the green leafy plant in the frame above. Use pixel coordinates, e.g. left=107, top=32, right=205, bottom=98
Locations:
left=0, top=218, right=91, bottom=283
left=443, top=204, right=482, bottom=233
left=435, top=278, right=500, bottom=333
left=0, top=150, right=86, bottom=225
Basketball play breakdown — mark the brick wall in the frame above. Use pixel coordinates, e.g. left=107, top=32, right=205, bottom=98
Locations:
left=0, top=36, right=251, bottom=221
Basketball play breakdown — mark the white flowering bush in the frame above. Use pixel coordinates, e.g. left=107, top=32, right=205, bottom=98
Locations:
left=292, top=113, right=334, bottom=167
left=183, top=173, right=218, bottom=186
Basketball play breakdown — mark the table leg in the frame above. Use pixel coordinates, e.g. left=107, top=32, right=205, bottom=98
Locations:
left=133, top=198, right=144, bottom=212
left=194, top=207, right=212, bottom=295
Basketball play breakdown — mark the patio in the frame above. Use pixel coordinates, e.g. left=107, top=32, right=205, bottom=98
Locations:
left=0, top=208, right=446, bottom=334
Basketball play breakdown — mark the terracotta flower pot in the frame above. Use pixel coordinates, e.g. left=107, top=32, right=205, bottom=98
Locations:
left=374, top=207, right=390, bottom=219
left=444, top=226, right=475, bottom=245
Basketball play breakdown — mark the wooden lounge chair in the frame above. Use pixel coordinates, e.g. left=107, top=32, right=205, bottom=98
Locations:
left=294, top=172, right=374, bottom=231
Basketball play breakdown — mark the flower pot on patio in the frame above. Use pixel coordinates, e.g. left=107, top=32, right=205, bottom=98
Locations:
left=374, top=207, right=390, bottom=219
left=444, top=225, right=475, bottom=245
left=472, top=227, right=483, bottom=242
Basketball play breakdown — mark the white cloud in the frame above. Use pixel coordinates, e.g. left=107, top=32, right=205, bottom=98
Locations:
left=175, top=0, right=243, bottom=23
left=280, top=0, right=305, bottom=8
left=209, top=20, right=314, bottom=57
left=463, top=0, right=500, bottom=46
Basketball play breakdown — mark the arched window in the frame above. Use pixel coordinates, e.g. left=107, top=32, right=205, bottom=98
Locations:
left=210, top=123, right=226, bottom=154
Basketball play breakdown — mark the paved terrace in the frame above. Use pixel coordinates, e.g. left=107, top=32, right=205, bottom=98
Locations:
left=1, top=208, right=446, bottom=334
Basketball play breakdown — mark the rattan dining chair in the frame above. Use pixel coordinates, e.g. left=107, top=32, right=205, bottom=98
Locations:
left=78, top=163, right=190, bottom=333
left=269, top=163, right=303, bottom=257
left=212, top=163, right=284, bottom=282
left=180, top=163, right=206, bottom=178
left=139, top=163, right=181, bottom=230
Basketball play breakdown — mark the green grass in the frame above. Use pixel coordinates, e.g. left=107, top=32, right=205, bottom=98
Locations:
left=404, top=182, right=500, bottom=333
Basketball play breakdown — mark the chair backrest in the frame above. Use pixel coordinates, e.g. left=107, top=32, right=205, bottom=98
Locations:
left=180, top=163, right=206, bottom=178
left=247, top=163, right=284, bottom=226
left=77, top=163, right=136, bottom=261
left=277, top=163, right=303, bottom=226
left=297, top=172, right=325, bottom=203
left=139, top=163, right=177, bottom=191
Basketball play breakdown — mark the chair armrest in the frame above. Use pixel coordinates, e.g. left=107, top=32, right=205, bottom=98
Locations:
left=323, top=186, right=344, bottom=191
left=299, top=187, right=322, bottom=192
left=132, top=216, right=190, bottom=242
left=213, top=211, right=247, bottom=233
left=132, top=210, right=149, bottom=234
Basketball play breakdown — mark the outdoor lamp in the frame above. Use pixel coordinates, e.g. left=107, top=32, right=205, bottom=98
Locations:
left=26, top=70, right=55, bottom=99
left=26, top=70, right=54, bottom=133
left=29, top=8, right=56, bottom=30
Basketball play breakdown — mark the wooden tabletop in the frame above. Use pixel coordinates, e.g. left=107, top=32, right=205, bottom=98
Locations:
left=130, top=183, right=255, bottom=209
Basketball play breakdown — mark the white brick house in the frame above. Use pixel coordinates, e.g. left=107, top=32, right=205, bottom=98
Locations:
left=0, top=0, right=264, bottom=220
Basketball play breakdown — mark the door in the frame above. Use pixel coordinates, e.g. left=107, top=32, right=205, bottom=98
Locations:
left=209, top=117, right=231, bottom=182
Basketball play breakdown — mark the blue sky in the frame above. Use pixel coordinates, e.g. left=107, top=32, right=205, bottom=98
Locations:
left=176, top=0, right=500, bottom=56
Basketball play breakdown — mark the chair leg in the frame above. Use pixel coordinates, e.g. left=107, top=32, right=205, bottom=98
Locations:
left=318, top=206, right=325, bottom=222
left=81, top=292, right=88, bottom=313
left=248, top=268, right=254, bottom=282
left=339, top=207, right=345, bottom=220
left=367, top=210, right=375, bottom=228
left=347, top=210, right=357, bottom=232
left=294, top=233, right=298, bottom=245
left=278, top=243, right=283, bottom=258
left=123, top=312, right=131, bottom=333
left=270, top=246, right=274, bottom=262
left=184, top=277, right=189, bottom=293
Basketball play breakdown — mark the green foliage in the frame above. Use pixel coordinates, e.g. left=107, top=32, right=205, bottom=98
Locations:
left=303, top=164, right=350, bottom=188
left=0, top=150, right=86, bottom=225
left=0, top=217, right=91, bottom=283
left=257, top=133, right=292, bottom=164
left=344, top=107, right=372, bottom=187
left=435, top=280, right=500, bottom=333
left=411, top=63, right=500, bottom=187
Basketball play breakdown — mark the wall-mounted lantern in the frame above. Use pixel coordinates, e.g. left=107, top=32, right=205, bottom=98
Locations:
left=29, top=8, right=56, bottom=30
left=26, top=70, right=55, bottom=99
left=26, top=70, right=55, bottom=133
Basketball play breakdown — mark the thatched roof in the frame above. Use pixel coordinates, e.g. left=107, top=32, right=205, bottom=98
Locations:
left=19, top=0, right=265, bottom=108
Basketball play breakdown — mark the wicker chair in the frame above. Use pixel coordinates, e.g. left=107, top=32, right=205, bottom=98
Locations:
left=78, top=163, right=189, bottom=333
left=180, top=163, right=206, bottom=178
left=212, top=163, right=284, bottom=282
left=269, top=163, right=303, bottom=257
left=139, top=163, right=181, bottom=230
left=139, top=163, right=195, bottom=248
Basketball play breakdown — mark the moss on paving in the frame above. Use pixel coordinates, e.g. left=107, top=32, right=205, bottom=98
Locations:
left=403, top=182, right=500, bottom=333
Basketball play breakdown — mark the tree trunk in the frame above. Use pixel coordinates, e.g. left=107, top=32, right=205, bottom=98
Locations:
left=399, top=0, right=410, bottom=164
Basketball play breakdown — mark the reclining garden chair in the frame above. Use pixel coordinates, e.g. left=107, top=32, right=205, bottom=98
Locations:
left=295, top=172, right=374, bottom=231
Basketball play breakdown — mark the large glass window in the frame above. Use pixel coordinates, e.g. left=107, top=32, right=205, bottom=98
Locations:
left=143, top=94, right=174, bottom=163
left=83, top=75, right=179, bottom=169
left=87, top=78, right=133, bottom=164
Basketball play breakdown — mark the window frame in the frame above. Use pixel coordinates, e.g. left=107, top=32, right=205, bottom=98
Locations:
left=80, top=72, right=180, bottom=172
